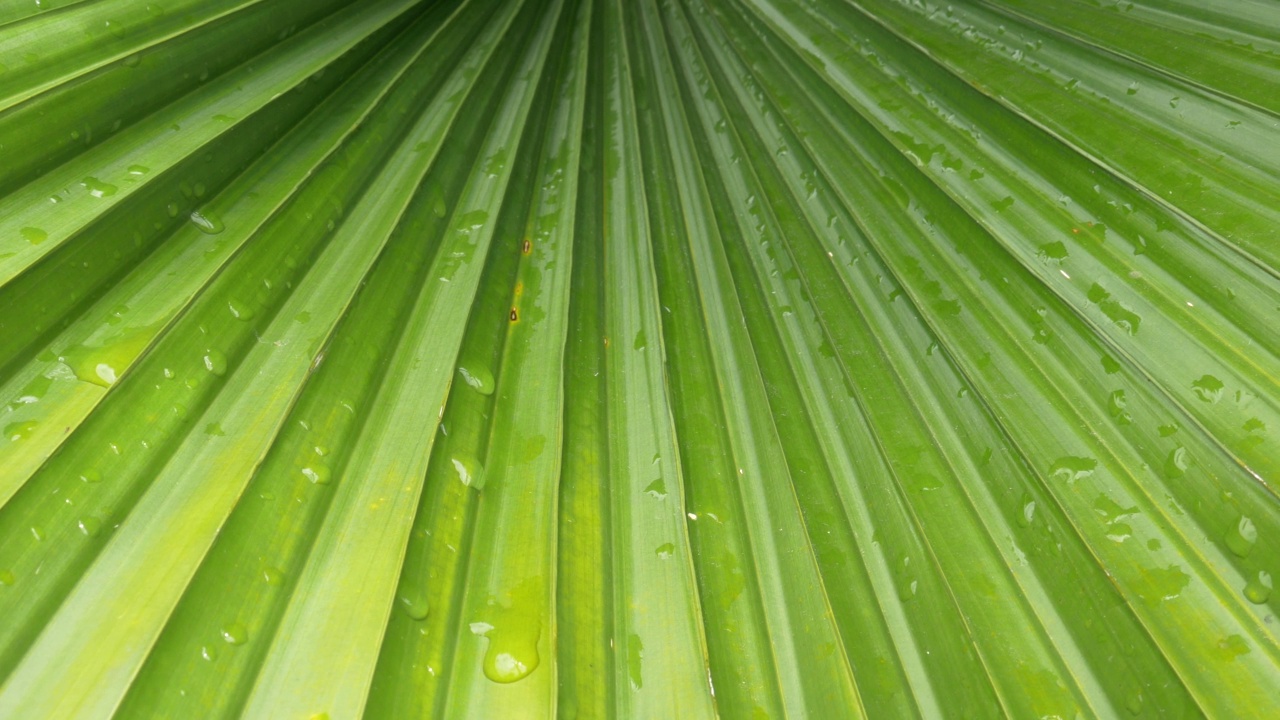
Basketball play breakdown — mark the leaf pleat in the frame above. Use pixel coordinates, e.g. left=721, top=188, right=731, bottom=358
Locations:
left=0, top=0, right=1276, bottom=717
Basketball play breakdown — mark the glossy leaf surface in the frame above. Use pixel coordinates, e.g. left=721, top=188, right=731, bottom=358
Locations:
left=0, top=0, right=1276, bottom=717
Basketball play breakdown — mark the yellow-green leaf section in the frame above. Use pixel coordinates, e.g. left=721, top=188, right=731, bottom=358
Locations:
left=0, top=0, right=1276, bottom=717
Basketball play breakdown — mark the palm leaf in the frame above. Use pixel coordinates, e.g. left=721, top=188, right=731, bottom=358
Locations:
left=0, top=0, right=1276, bottom=717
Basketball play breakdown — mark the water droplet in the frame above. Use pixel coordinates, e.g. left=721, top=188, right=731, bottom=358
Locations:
left=128, top=165, right=149, bottom=176
left=221, top=622, right=248, bottom=645
left=1215, top=634, right=1249, bottom=660
left=1049, top=456, right=1097, bottom=482
left=1037, top=241, right=1067, bottom=262
left=82, top=177, right=118, bottom=198
left=8, top=374, right=53, bottom=411
left=457, top=363, right=494, bottom=395
left=1164, top=446, right=1189, bottom=479
left=1224, top=516, right=1257, bottom=558
left=301, top=463, right=330, bottom=485
left=399, top=591, right=429, bottom=620
left=644, top=478, right=667, bottom=499
left=1107, top=522, right=1132, bottom=543
left=1086, top=283, right=1141, bottom=334
left=1017, top=494, right=1036, bottom=527
left=203, top=349, right=227, bottom=376
left=60, top=328, right=150, bottom=387
left=913, top=472, right=943, bottom=492
left=1133, top=564, right=1189, bottom=606
left=4, top=420, right=38, bottom=441
left=895, top=555, right=918, bottom=601
left=1093, top=494, right=1137, bottom=525
left=80, top=469, right=102, bottom=483
left=471, top=579, right=542, bottom=684
left=20, top=227, right=47, bottom=245
left=227, top=298, right=255, bottom=321
left=1108, top=390, right=1131, bottom=425
left=655, top=543, right=674, bottom=559
left=450, top=455, right=484, bottom=489
left=1125, top=688, right=1144, bottom=715
left=628, top=634, right=644, bottom=690
left=1100, top=355, right=1121, bottom=374
left=1243, top=571, right=1272, bottom=604
left=481, top=152, right=506, bottom=177
left=77, top=517, right=102, bottom=537
left=200, top=644, right=217, bottom=661
left=457, top=209, right=488, bottom=232
left=262, top=566, right=284, bottom=585
left=294, top=311, right=311, bottom=324
left=0, top=570, right=14, bottom=586
left=103, top=18, right=127, bottom=38
left=1191, top=375, right=1224, bottom=403
left=189, top=209, right=224, bottom=234
left=166, top=202, right=180, bottom=217
left=204, top=422, right=224, bottom=436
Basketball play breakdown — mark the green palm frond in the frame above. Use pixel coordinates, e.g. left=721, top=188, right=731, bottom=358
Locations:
left=0, top=0, right=1276, bottom=717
